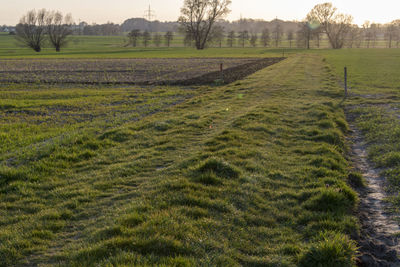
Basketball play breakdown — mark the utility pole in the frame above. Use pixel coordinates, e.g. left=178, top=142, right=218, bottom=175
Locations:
left=143, top=5, right=155, bottom=32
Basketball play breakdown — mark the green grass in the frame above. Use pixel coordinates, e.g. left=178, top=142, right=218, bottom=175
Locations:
left=0, top=33, right=302, bottom=58
left=320, top=48, right=400, bottom=215
left=0, top=54, right=361, bottom=266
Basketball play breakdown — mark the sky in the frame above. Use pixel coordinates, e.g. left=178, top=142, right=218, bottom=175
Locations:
left=1, top=0, right=400, bottom=26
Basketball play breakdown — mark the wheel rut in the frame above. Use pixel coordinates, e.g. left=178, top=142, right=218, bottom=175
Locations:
left=347, top=111, right=400, bottom=266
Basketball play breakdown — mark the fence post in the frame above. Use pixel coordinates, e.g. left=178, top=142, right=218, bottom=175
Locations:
left=220, top=63, right=224, bottom=81
left=344, top=67, right=348, bottom=98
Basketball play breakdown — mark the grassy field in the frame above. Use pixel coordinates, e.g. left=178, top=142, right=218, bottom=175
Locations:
left=322, top=49, right=400, bottom=213
left=2, top=32, right=400, bottom=265
left=0, top=52, right=362, bottom=266
left=0, top=33, right=293, bottom=58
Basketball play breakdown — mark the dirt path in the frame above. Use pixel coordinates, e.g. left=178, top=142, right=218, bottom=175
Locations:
left=347, top=115, right=400, bottom=266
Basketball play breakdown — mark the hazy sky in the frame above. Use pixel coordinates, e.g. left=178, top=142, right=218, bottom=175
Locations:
left=1, top=0, right=400, bottom=25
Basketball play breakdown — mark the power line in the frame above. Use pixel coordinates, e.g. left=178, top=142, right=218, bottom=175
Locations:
left=143, top=4, right=156, bottom=32
left=143, top=5, right=155, bottom=22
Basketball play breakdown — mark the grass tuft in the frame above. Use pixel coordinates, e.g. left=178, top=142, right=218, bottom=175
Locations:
left=193, top=158, right=241, bottom=179
left=299, top=231, right=357, bottom=267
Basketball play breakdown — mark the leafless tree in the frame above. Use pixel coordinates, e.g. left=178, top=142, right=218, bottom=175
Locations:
left=385, top=23, right=397, bottom=48
left=272, top=23, right=283, bottom=47
left=182, top=28, right=194, bottom=47
left=178, top=0, right=231, bottom=50
left=369, top=23, right=379, bottom=48
left=312, top=27, right=322, bottom=48
left=391, top=20, right=400, bottom=48
left=164, top=31, right=174, bottom=47
left=260, top=28, right=270, bottom=47
left=128, top=29, right=141, bottom=47
left=346, top=25, right=362, bottom=48
left=142, top=30, right=151, bottom=47
left=297, top=22, right=313, bottom=49
left=307, top=3, right=353, bottom=49
left=238, top=30, right=249, bottom=47
left=209, top=25, right=225, bottom=47
left=15, top=9, right=48, bottom=52
left=250, top=33, right=258, bottom=47
left=153, top=33, right=162, bottom=47
left=287, top=30, right=294, bottom=48
left=363, top=21, right=372, bottom=48
left=226, top=30, right=235, bottom=47
left=46, top=11, right=73, bottom=52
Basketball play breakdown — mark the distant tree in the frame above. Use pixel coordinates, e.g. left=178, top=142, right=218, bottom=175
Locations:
left=297, top=21, right=313, bottom=49
left=142, top=30, right=151, bottom=47
left=15, top=9, right=48, bottom=52
left=272, top=23, right=283, bottom=47
left=178, top=0, right=231, bottom=49
left=391, top=20, right=400, bottom=48
left=128, top=29, right=141, bottom=47
left=287, top=30, right=294, bottom=48
left=346, top=25, right=362, bottom=48
left=369, top=23, right=379, bottom=48
left=209, top=25, right=225, bottom=48
left=250, top=33, right=258, bottom=47
left=312, top=27, right=322, bottom=48
left=260, top=28, right=270, bottom=47
left=164, top=31, right=174, bottom=47
left=307, top=3, right=353, bottom=49
left=46, top=11, right=73, bottom=52
left=182, top=29, right=194, bottom=47
left=226, top=30, right=235, bottom=47
left=153, top=33, right=162, bottom=47
left=238, top=30, right=249, bottom=47
left=363, top=21, right=371, bottom=48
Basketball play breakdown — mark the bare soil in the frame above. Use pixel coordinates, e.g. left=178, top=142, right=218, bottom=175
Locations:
left=0, top=57, right=284, bottom=85
left=346, top=109, right=400, bottom=266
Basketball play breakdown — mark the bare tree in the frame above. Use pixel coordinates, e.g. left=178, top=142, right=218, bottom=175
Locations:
left=369, top=23, right=379, bottom=48
left=46, top=11, right=73, bottom=52
left=272, top=23, right=283, bottom=47
left=287, top=30, right=294, bottom=48
left=128, top=29, right=141, bottom=47
left=142, top=30, right=151, bottom=47
left=226, top=30, right=235, bottom=47
left=346, top=25, right=362, bottom=48
left=363, top=21, right=371, bottom=48
left=209, top=25, right=225, bottom=47
left=182, top=28, right=194, bottom=47
left=153, top=33, right=162, bottom=47
left=164, top=31, right=174, bottom=47
left=238, top=30, right=249, bottom=47
left=307, top=3, right=353, bottom=49
left=15, top=9, right=48, bottom=52
left=178, top=0, right=231, bottom=50
left=312, top=27, right=322, bottom=48
left=250, top=33, right=258, bottom=47
left=391, top=20, right=400, bottom=48
left=297, top=21, right=313, bottom=49
left=260, top=28, right=270, bottom=47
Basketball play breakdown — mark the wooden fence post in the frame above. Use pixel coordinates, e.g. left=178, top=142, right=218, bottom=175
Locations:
left=344, top=67, right=348, bottom=98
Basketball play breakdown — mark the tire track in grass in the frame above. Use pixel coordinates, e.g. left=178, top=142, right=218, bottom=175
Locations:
left=346, top=105, right=400, bottom=266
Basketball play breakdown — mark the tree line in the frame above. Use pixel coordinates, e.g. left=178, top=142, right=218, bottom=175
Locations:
left=13, top=3, right=400, bottom=52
